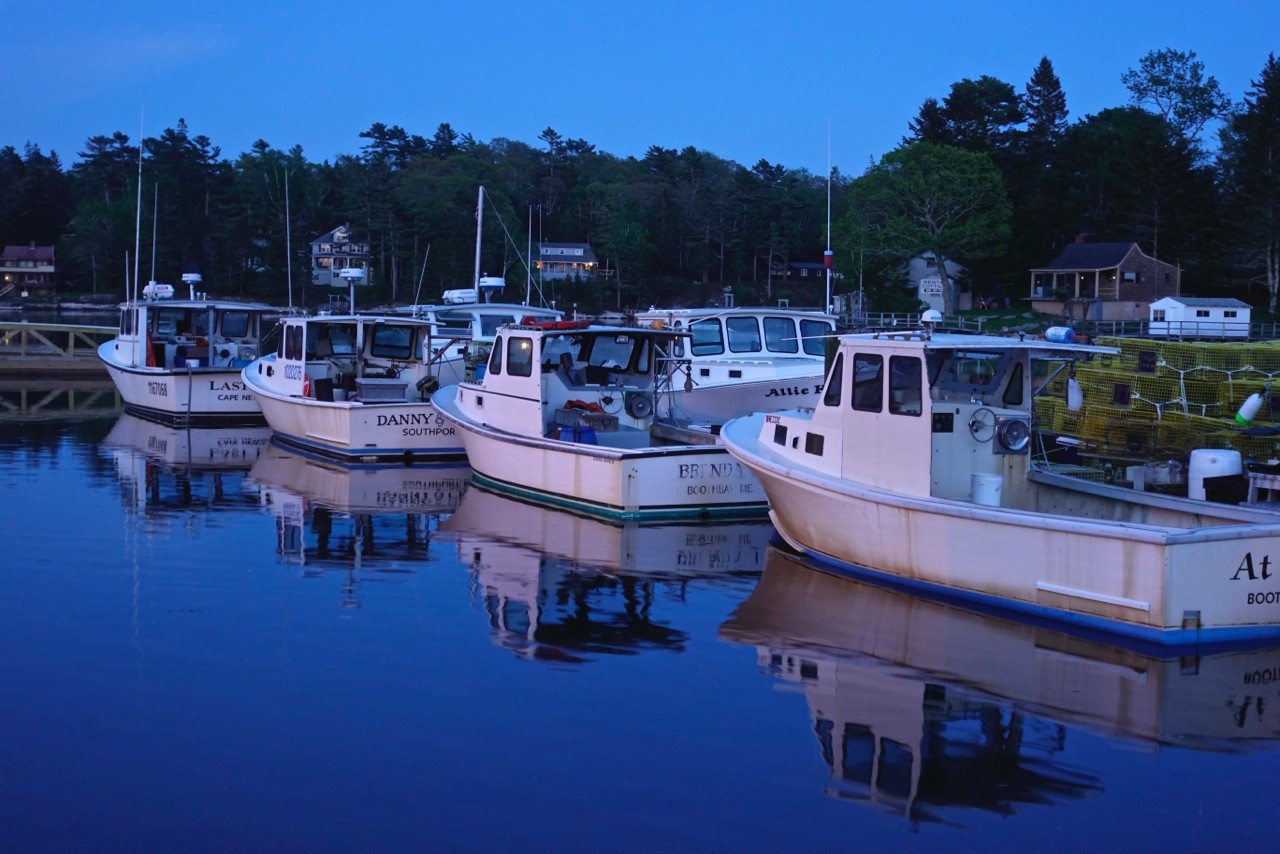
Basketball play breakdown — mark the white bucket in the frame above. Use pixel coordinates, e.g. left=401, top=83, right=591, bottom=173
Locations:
left=1188, top=449, right=1243, bottom=500
left=970, top=472, right=1003, bottom=506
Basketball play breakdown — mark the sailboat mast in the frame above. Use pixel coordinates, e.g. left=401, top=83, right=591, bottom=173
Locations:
left=133, top=113, right=144, bottom=303
left=473, top=186, right=484, bottom=292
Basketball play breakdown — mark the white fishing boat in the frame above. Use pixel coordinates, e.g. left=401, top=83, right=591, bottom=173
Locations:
left=720, top=547, right=1280, bottom=817
left=97, top=280, right=276, bottom=426
left=431, top=320, right=767, bottom=521
left=719, top=324, right=1280, bottom=646
left=242, top=313, right=466, bottom=465
left=634, top=306, right=836, bottom=424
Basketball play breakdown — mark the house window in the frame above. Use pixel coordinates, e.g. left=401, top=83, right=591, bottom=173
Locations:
left=1196, top=310, right=1210, bottom=318
left=1122, top=271, right=1137, bottom=283
left=1225, top=310, right=1238, bottom=318
left=1152, top=310, right=1166, bottom=322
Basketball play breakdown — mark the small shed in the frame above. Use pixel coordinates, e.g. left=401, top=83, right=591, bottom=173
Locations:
left=1148, top=296, right=1251, bottom=339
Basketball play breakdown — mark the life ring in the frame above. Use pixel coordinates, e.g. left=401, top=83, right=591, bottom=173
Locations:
left=625, top=392, right=653, bottom=419
left=303, top=375, right=311, bottom=397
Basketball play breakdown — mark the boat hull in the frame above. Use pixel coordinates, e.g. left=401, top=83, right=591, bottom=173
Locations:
left=721, top=413, right=1280, bottom=647
left=246, top=374, right=464, bottom=465
left=433, top=385, right=767, bottom=522
left=99, top=341, right=261, bottom=426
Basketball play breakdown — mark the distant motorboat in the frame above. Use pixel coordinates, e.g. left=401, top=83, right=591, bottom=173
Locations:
left=634, top=305, right=836, bottom=424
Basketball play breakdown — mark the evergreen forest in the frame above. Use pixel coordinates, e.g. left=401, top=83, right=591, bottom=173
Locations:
left=3, top=49, right=1280, bottom=316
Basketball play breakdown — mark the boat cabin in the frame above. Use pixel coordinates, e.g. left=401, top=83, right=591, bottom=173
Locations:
left=116, top=296, right=274, bottom=370
left=473, top=322, right=687, bottom=447
left=768, top=331, right=1107, bottom=504
left=261, top=315, right=466, bottom=402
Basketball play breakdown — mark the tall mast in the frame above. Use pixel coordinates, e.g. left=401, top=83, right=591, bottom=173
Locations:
left=473, top=185, right=484, bottom=291
left=284, top=164, right=294, bottom=311
left=824, top=121, right=833, bottom=315
left=133, top=110, right=144, bottom=302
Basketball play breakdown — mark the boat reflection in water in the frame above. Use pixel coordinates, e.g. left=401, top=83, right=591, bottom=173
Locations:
left=249, top=441, right=470, bottom=590
left=720, top=547, right=1280, bottom=824
left=439, top=483, right=773, bottom=663
left=101, top=412, right=272, bottom=515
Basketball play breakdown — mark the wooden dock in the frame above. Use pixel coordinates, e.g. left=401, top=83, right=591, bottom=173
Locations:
left=0, top=321, right=113, bottom=377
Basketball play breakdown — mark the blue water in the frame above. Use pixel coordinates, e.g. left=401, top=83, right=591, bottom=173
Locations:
left=2, top=410, right=1280, bottom=851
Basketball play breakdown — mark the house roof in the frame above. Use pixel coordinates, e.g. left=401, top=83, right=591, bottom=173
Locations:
left=2, top=245, right=55, bottom=262
left=1033, top=242, right=1136, bottom=271
left=1153, top=296, right=1252, bottom=309
left=311, top=224, right=359, bottom=246
left=537, top=242, right=597, bottom=262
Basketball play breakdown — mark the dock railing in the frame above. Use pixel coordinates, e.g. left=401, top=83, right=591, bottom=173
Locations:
left=0, top=321, right=115, bottom=375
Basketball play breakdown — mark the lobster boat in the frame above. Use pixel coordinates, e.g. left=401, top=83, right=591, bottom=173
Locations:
left=431, top=319, right=767, bottom=521
left=719, top=324, right=1280, bottom=647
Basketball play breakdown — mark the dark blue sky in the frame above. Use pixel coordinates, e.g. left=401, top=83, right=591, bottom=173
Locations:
left=6, top=0, right=1277, bottom=173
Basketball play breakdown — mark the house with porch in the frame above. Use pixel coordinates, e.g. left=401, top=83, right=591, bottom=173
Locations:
left=1029, top=240, right=1180, bottom=322
left=1, top=243, right=58, bottom=298
left=535, top=242, right=597, bottom=280
left=310, top=224, right=371, bottom=289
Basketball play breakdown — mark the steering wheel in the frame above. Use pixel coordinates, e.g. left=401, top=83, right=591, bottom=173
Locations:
left=598, top=389, right=624, bottom=415
left=968, top=407, right=996, bottom=442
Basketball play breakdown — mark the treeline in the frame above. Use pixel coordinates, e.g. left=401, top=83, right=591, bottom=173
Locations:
left=2, top=48, right=1279, bottom=314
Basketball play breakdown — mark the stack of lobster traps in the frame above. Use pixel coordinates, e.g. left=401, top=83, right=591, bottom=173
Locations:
left=1033, top=337, right=1280, bottom=464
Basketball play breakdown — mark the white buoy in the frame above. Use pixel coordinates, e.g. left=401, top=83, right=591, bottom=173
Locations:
left=1067, top=377, right=1083, bottom=411
left=1236, top=392, right=1264, bottom=425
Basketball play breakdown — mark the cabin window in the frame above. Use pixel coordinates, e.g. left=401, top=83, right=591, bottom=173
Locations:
left=1002, top=362, right=1025, bottom=406
left=154, top=309, right=182, bottom=337
left=192, top=312, right=212, bottom=337
left=222, top=311, right=252, bottom=339
left=478, top=314, right=511, bottom=336
left=689, top=319, right=725, bottom=356
left=888, top=356, right=922, bottom=416
left=120, top=310, right=133, bottom=336
left=370, top=324, right=415, bottom=360
left=727, top=317, right=762, bottom=353
left=804, top=433, right=825, bottom=455
left=852, top=354, right=883, bottom=412
left=822, top=353, right=844, bottom=406
left=285, top=326, right=304, bottom=360
left=507, top=336, right=534, bottom=377
left=764, top=317, right=798, bottom=353
left=800, top=320, right=829, bottom=356
left=488, top=338, right=504, bottom=375
left=259, top=323, right=281, bottom=359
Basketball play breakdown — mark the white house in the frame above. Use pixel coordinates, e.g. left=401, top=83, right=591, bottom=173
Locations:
left=1148, top=296, right=1251, bottom=339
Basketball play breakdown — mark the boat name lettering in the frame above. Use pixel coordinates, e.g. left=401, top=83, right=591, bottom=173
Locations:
left=1244, top=667, right=1280, bottom=685
left=401, top=426, right=456, bottom=437
left=764, top=384, right=823, bottom=398
left=147, top=382, right=168, bottom=397
left=1232, top=553, right=1274, bottom=581
left=207, top=380, right=246, bottom=392
left=1247, top=591, right=1280, bottom=605
left=283, top=364, right=303, bottom=380
left=377, top=413, right=445, bottom=428
left=678, top=461, right=746, bottom=480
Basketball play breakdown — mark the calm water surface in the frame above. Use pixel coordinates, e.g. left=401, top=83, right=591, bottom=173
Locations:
left=2, top=406, right=1279, bottom=851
